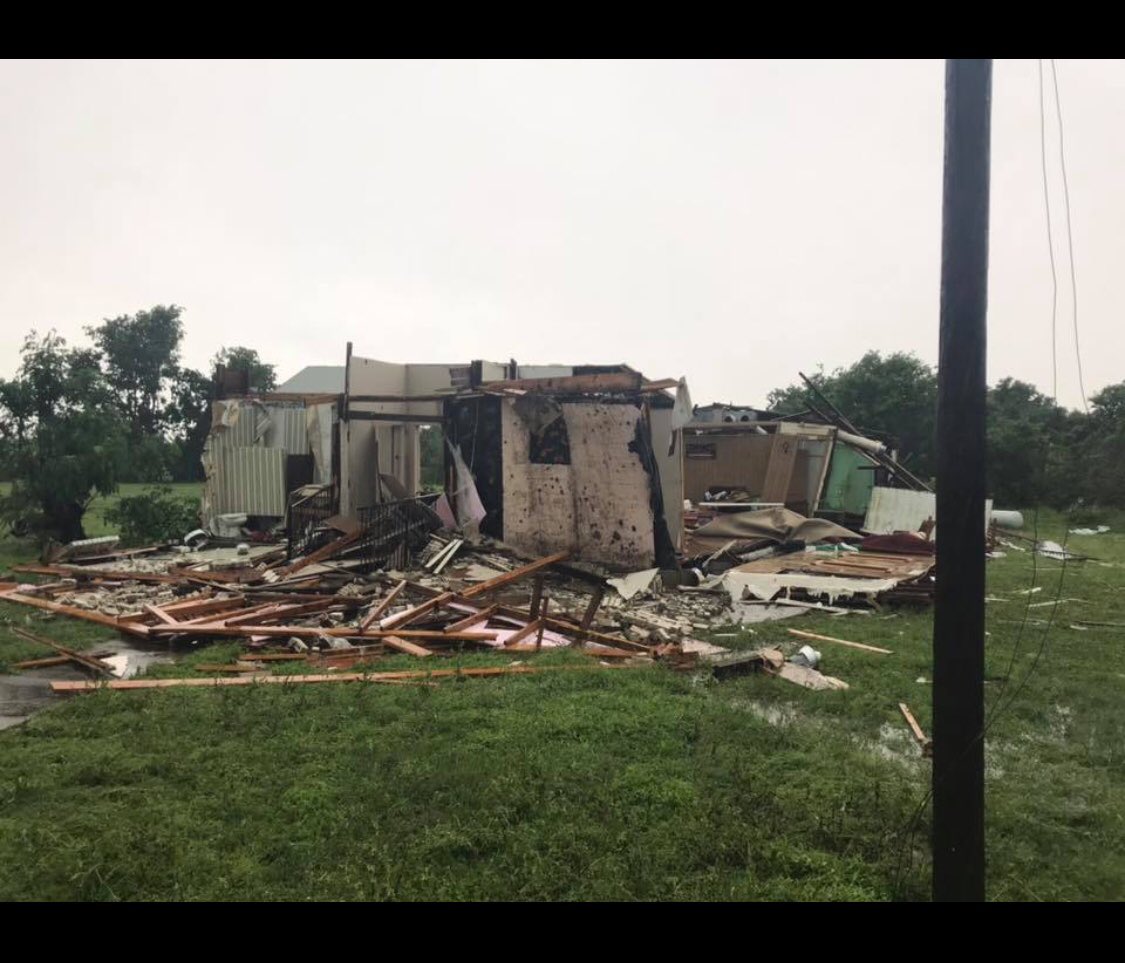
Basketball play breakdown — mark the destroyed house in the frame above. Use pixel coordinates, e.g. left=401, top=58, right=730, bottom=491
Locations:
left=675, top=405, right=931, bottom=551
left=442, top=369, right=682, bottom=571
left=201, top=350, right=685, bottom=571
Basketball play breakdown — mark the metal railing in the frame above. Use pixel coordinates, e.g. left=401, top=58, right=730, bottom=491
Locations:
left=286, top=485, right=338, bottom=560
left=357, top=495, right=443, bottom=571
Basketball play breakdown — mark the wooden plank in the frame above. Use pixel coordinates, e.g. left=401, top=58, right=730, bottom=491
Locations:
left=899, top=702, right=928, bottom=743
left=220, top=599, right=345, bottom=627
left=432, top=539, right=462, bottom=574
left=504, top=643, right=638, bottom=659
left=760, top=432, right=799, bottom=503
left=528, top=576, right=544, bottom=619
left=578, top=585, right=606, bottom=640
left=195, top=663, right=262, bottom=674
left=786, top=628, right=892, bottom=655
left=461, top=552, right=570, bottom=599
left=479, top=372, right=642, bottom=394
left=143, top=623, right=497, bottom=641
left=443, top=604, right=496, bottom=634
left=502, top=619, right=543, bottom=647
left=1, top=591, right=149, bottom=636
left=12, top=655, right=74, bottom=669
left=360, top=580, right=406, bottom=630
left=50, top=664, right=623, bottom=693
left=282, top=530, right=362, bottom=576
left=378, top=591, right=454, bottom=631
left=11, top=627, right=115, bottom=676
left=382, top=635, right=435, bottom=658
left=362, top=577, right=650, bottom=653
left=143, top=604, right=180, bottom=625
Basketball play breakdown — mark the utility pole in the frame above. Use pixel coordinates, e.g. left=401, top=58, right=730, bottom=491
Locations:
left=933, top=58, right=992, bottom=902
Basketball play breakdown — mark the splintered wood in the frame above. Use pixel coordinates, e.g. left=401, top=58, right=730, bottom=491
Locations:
left=1, top=539, right=672, bottom=688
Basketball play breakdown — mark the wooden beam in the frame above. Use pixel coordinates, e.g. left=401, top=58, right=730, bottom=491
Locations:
left=378, top=591, right=454, bottom=631
left=382, top=635, right=435, bottom=658
left=51, top=664, right=622, bottom=693
left=1, top=591, right=149, bottom=636
left=283, top=530, right=362, bottom=576
left=578, top=585, right=606, bottom=641
left=899, top=702, right=928, bottom=743
left=11, top=627, right=115, bottom=676
left=786, top=628, right=892, bottom=655
left=360, top=579, right=406, bottom=630
left=443, top=605, right=496, bottom=634
left=639, top=378, right=680, bottom=392
left=528, top=576, right=544, bottom=619
left=143, top=623, right=496, bottom=641
left=502, top=619, right=544, bottom=647
left=479, top=372, right=642, bottom=394
left=143, top=604, right=180, bottom=625
left=461, top=552, right=570, bottom=599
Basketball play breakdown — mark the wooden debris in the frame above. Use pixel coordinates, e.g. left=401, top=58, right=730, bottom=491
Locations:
left=461, top=551, right=570, bottom=598
left=11, top=627, right=116, bottom=677
left=502, top=619, right=544, bottom=648
left=282, top=530, right=362, bottom=576
left=899, top=702, right=933, bottom=756
left=786, top=628, right=892, bottom=655
left=378, top=591, right=455, bottom=631
left=382, top=635, right=435, bottom=658
left=359, top=579, right=406, bottom=631
left=143, top=603, right=180, bottom=625
left=51, top=663, right=623, bottom=693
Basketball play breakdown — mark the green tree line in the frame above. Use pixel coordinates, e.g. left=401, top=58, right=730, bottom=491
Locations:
left=0, top=306, right=277, bottom=541
left=767, top=350, right=1125, bottom=510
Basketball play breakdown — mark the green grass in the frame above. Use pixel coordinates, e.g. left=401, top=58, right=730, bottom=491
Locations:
left=0, top=504, right=1122, bottom=900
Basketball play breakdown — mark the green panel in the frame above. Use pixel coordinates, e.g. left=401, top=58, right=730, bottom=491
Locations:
left=821, top=445, right=875, bottom=517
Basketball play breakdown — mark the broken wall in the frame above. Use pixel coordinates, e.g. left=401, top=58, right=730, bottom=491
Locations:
left=679, top=425, right=833, bottom=515
left=201, top=399, right=314, bottom=526
left=499, top=398, right=658, bottom=569
left=340, top=356, right=451, bottom=515
left=650, top=406, right=683, bottom=549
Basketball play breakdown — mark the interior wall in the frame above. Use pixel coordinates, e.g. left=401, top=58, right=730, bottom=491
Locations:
left=341, top=355, right=448, bottom=513
left=681, top=432, right=814, bottom=511
left=500, top=399, right=656, bottom=569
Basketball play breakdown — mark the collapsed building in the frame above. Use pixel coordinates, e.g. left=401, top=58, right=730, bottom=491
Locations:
left=200, top=348, right=686, bottom=569
left=199, top=345, right=939, bottom=573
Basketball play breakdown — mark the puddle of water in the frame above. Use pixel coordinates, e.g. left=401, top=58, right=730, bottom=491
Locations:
left=98, top=643, right=174, bottom=680
left=0, top=636, right=179, bottom=729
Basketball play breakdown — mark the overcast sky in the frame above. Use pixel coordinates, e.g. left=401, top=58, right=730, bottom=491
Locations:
left=1, top=59, right=1119, bottom=410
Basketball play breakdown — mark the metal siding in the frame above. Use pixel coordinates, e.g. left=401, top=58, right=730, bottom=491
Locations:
left=211, top=447, right=287, bottom=516
left=864, top=486, right=992, bottom=537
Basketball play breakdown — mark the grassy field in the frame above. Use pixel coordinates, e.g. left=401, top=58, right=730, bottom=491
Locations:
left=0, top=501, right=1122, bottom=901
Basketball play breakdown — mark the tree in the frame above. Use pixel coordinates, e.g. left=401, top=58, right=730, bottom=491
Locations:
left=0, top=332, right=127, bottom=542
left=167, top=367, right=213, bottom=481
left=86, top=305, right=184, bottom=438
left=1080, top=381, right=1125, bottom=508
left=212, top=346, right=277, bottom=392
left=985, top=378, right=1076, bottom=507
left=767, top=351, right=939, bottom=477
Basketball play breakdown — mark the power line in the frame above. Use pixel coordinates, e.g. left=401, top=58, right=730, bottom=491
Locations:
left=1050, top=59, right=1089, bottom=413
left=1038, top=60, right=1059, bottom=401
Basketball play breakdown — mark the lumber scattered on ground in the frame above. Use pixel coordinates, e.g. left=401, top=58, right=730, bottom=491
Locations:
left=786, top=628, right=893, bottom=655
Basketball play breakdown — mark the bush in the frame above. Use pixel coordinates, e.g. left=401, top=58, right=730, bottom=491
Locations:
left=104, top=486, right=200, bottom=546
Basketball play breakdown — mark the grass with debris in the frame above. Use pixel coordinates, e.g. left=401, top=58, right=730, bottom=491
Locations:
left=0, top=505, right=1123, bottom=900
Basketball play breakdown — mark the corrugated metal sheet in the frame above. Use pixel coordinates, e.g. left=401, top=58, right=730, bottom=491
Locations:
left=208, top=401, right=308, bottom=454
left=864, top=487, right=992, bottom=537
left=265, top=405, right=308, bottom=454
left=207, top=446, right=287, bottom=516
